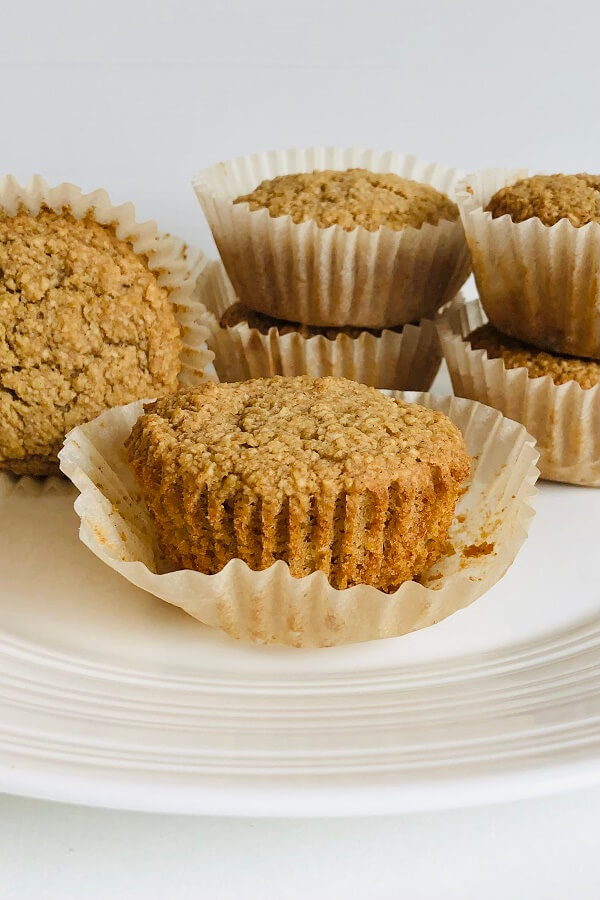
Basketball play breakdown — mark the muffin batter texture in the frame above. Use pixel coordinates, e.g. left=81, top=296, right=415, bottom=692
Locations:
left=486, top=173, right=600, bottom=227
left=235, top=168, right=458, bottom=232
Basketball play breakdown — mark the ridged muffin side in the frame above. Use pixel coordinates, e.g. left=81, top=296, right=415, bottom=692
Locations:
left=125, top=377, right=470, bottom=592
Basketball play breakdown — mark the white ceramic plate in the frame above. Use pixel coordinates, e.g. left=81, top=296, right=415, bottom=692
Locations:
left=0, top=387, right=598, bottom=817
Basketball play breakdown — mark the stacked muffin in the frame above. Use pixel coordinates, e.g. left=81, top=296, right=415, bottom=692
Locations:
left=440, top=172, right=600, bottom=486
left=194, top=151, right=471, bottom=390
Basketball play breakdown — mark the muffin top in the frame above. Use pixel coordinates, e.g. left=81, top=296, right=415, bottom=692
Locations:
left=485, top=173, right=600, bottom=227
left=220, top=301, right=406, bottom=339
left=234, top=168, right=459, bottom=232
left=0, top=207, right=181, bottom=473
left=126, top=376, right=469, bottom=498
left=468, top=323, right=600, bottom=389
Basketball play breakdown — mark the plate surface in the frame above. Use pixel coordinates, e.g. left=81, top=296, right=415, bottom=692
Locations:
left=0, top=404, right=599, bottom=816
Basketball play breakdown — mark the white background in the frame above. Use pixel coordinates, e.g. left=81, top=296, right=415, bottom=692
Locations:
left=1, top=0, right=600, bottom=896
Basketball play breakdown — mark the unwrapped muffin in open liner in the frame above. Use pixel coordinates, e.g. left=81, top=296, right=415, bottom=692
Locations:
left=199, top=259, right=442, bottom=390
left=457, top=168, right=600, bottom=359
left=193, top=148, right=471, bottom=329
left=59, top=390, right=539, bottom=648
left=438, top=297, right=600, bottom=486
left=0, top=175, right=216, bottom=476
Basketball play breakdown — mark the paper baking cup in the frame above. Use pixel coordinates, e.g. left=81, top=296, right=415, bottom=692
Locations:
left=59, top=392, right=539, bottom=649
left=198, top=260, right=442, bottom=390
left=457, top=168, right=600, bottom=359
left=0, top=175, right=217, bottom=475
left=438, top=297, right=600, bottom=486
left=192, top=148, right=471, bottom=328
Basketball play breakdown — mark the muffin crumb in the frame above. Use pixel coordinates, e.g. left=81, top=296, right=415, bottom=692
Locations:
left=462, top=541, right=495, bottom=559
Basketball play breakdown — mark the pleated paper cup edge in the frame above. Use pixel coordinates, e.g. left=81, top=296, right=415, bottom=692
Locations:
left=193, top=147, right=467, bottom=200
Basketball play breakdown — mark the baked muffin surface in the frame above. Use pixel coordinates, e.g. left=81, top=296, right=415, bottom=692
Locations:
left=234, top=168, right=458, bottom=232
left=468, top=323, right=600, bottom=389
left=485, top=173, right=600, bottom=227
left=219, top=301, right=406, bottom=339
left=126, top=376, right=470, bottom=591
left=0, top=207, right=181, bottom=475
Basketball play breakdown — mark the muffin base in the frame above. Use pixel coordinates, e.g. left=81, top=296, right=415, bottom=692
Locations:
left=131, top=476, right=464, bottom=594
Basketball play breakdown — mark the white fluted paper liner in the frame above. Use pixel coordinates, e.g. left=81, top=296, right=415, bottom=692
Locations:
left=59, top=392, right=539, bottom=648
left=0, top=176, right=217, bottom=477
left=193, top=148, right=471, bottom=329
left=198, top=260, right=442, bottom=390
left=438, top=297, right=600, bottom=486
left=457, top=168, right=600, bottom=359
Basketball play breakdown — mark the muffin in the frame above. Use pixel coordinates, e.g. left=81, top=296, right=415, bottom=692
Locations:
left=467, top=322, right=600, bottom=389
left=457, top=168, right=600, bottom=359
left=438, top=297, right=600, bottom=486
left=0, top=176, right=214, bottom=477
left=62, top=389, right=539, bottom=647
left=199, top=260, right=442, bottom=390
left=125, top=376, right=470, bottom=592
left=193, top=148, right=470, bottom=328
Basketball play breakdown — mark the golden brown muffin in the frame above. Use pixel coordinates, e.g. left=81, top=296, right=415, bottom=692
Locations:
left=219, top=301, right=407, bottom=339
left=468, top=323, right=600, bottom=389
left=234, top=168, right=458, bottom=232
left=125, top=376, right=470, bottom=592
left=0, top=207, right=181, bottom=476
left=485, top=173, right=600, bottom=227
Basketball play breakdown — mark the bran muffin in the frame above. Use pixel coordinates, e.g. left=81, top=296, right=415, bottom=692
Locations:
left=485, top=173, right=600, bottom=227
left=467, top=323, right=600, bottom=389
left=457, top=168, right=600, bottom=359
left=125, top=376, right=470, bottom=592
left=0, top=207, right=181, bottom=476
left=234, top=168, right=459, bottom=232
left=193, top=150, right=471, bottom=329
